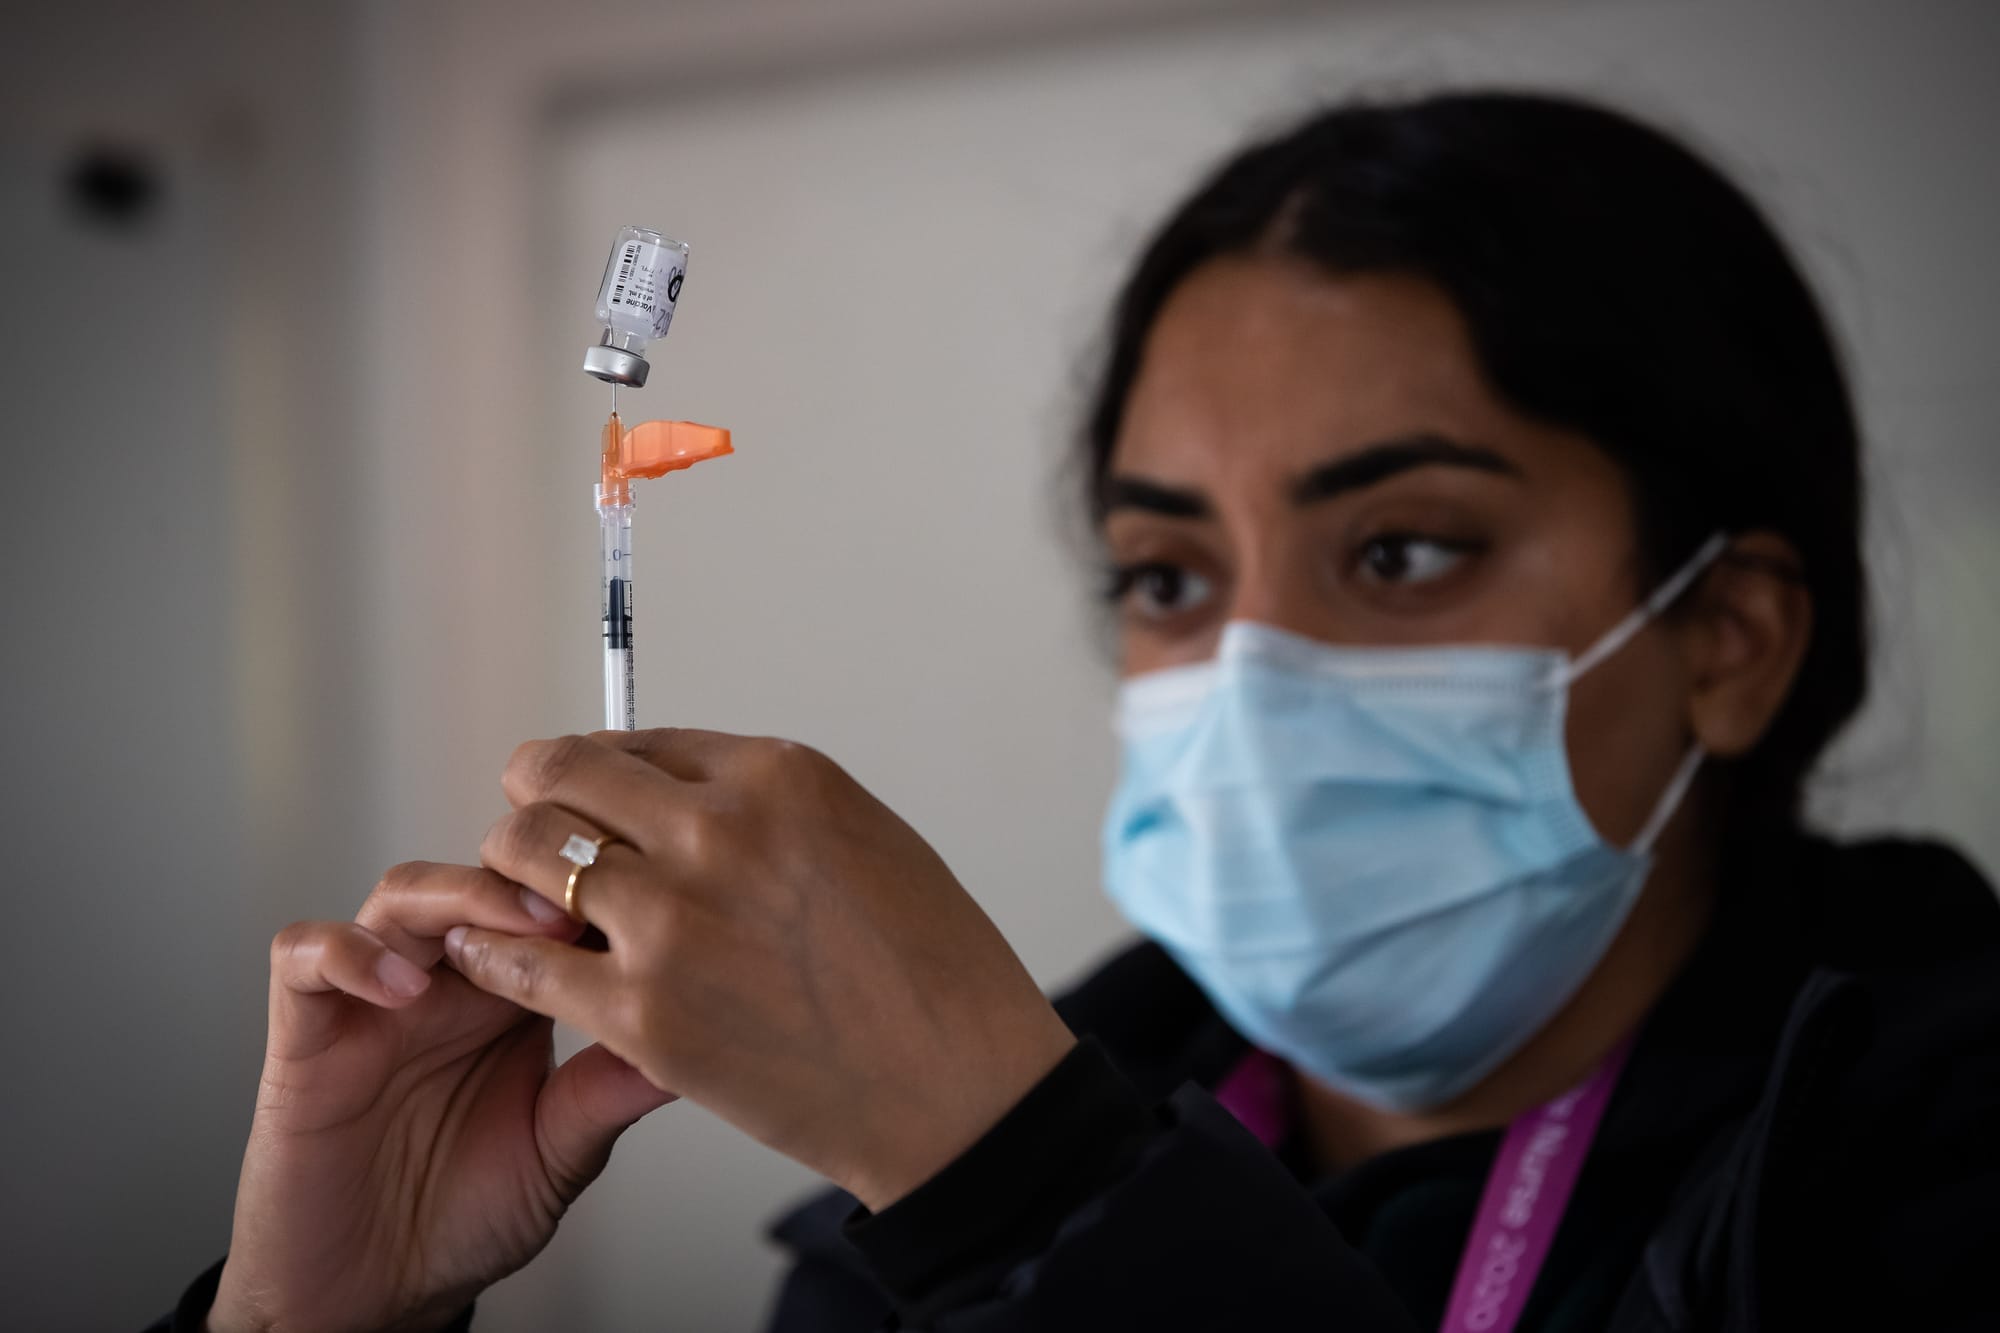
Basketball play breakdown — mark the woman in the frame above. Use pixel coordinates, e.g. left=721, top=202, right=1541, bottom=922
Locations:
left=159, top=92, right=1998, bottom=1331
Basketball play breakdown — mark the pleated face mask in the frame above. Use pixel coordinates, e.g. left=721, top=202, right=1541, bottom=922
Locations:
left=1101, top=535, right=1724, bottom=1112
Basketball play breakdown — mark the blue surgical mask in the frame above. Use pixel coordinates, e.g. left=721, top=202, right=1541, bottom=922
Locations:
left=1101, top=535, right=1725, bottom=1112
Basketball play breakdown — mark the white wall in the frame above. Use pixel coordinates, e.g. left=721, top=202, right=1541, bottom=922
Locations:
left=1, top=0, right=1993, bottom=1328
left=0, top=4, right=370, bottom=1328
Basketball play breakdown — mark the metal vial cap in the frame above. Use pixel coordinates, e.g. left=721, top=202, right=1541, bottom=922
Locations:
left=583, top=344, right=651, bottom=387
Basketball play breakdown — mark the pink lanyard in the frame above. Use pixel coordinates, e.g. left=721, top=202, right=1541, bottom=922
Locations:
left=1437, top=1042, right=1632, bottom=1332
left=1215, top=1041, right=1632, bottom=1333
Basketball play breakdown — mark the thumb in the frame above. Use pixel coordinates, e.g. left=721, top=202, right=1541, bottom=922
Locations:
left=536, top=1041, right=677, bottom=1199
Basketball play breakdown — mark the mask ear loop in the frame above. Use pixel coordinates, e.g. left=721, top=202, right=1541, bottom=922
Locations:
left=1630, top=744, right=1706, bottom=855
left=1554, top=532, right=1730, bottom=687
left=1557, top=531, right=1728, bottom=855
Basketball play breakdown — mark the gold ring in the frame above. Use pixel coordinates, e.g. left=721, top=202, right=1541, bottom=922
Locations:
left=557, top=833, right=615, bottom=923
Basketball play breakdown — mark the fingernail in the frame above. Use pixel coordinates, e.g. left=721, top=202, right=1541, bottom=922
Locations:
left=445, top=925, right=470, bottom=959
left=519, top=886, right=565, bottom=924
left=377, top=950, right=431, bottom=998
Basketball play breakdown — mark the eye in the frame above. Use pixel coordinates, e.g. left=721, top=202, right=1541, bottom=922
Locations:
left=1106, top=560, right=1216, bottom=621
left=1355, top=533, right=1477, bottom=586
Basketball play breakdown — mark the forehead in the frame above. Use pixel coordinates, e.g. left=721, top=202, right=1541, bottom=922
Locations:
left=1111, top=258, right=1544, bottom=485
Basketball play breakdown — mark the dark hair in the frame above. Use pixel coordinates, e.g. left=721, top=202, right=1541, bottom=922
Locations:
left=1081, top=90, right=1867, bottom=841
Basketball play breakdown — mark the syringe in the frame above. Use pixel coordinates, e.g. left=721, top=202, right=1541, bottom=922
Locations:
left=588, top=413, right=732, bottom=730
left=581, top=225, right=688, bottom=731
left=580, top=223, right=731, bottom=729
left=597, top=412, right=637, bottom=731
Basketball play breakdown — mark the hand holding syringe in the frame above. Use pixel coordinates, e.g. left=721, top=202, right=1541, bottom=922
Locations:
left=582, top=225, right=732, bottom=731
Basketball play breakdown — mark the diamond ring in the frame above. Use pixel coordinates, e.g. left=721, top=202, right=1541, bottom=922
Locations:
left=557, top=833, right=615, bottom=923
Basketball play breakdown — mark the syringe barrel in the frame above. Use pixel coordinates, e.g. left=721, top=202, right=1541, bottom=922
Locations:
left=599, top=498, right=636, bottom=731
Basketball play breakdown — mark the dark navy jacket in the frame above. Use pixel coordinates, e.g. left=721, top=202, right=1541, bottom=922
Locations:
left=762, top=836, right=2000, bottom=1332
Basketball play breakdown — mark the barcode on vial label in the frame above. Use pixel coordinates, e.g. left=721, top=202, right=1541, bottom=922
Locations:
left=611, top=243, right=640, bottom=305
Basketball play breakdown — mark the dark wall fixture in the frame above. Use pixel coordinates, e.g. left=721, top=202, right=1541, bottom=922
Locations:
left=65, top=143, right=165, bottom=229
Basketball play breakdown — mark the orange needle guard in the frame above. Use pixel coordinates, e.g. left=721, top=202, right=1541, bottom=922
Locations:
left=599, top=413, right=734, bottom=504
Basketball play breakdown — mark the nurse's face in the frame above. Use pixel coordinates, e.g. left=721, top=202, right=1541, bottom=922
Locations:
left=1101, top=257, right=1696, bottom=848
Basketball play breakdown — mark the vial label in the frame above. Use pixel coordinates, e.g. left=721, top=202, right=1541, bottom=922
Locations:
left=608, top=240, right=684, bottom=338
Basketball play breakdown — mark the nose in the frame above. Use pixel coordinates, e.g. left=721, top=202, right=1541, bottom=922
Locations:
left=1223, top=539, right=1332, bottom=645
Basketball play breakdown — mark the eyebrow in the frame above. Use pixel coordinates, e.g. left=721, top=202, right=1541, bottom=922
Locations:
left=1291, top=433, right=1523, bottom=504
left=1100, top=432, right=1524, bottom=520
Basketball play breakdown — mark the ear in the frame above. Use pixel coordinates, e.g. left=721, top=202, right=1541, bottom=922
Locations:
left=1676, top=531, right=1814, bottom=758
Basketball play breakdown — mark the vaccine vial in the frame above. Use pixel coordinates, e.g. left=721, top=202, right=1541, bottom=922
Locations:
left=582, top=225, right=690, bottom=388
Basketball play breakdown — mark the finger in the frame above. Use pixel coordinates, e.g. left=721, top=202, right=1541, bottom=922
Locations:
left=536, top=1042, right=678, bottom=1201
left=479, top=803, right=652, bottom=933
left=443, top=925, right=608, bottom=1036
left=500, top=732, right=685, bottom=835
left=267, top=920, right=432, bottom=1058
left=587, top=727, right=752, bottom=781
left=359, top=860, right=582, bottom=966
left=595, top=729, right=844, bottom=803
